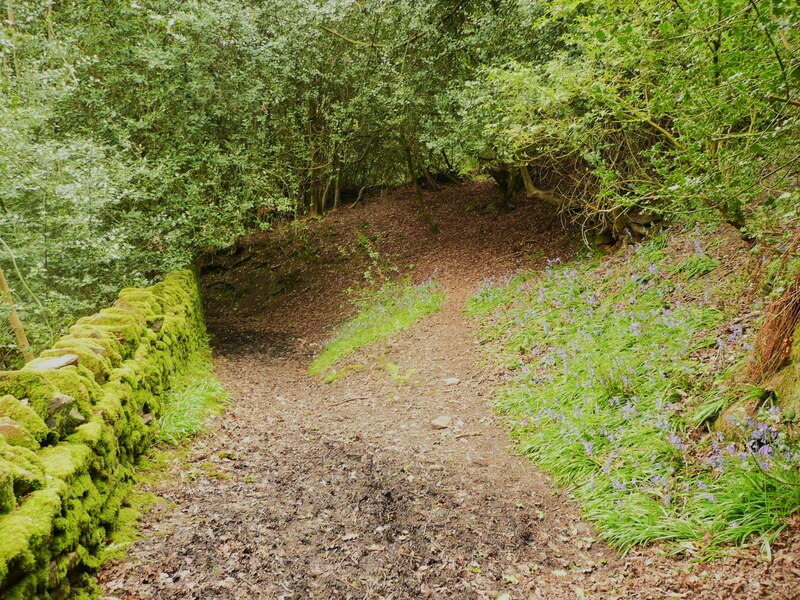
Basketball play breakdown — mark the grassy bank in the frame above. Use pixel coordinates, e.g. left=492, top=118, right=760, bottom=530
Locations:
left=468, top=227, right=800, bottom=556
left=157, top=354, right=228, bottom=445
left=310, top=279, right=445, bottom=380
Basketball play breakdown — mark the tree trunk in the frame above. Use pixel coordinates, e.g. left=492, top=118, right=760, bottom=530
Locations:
left=421, top=165, right=440, bottom=191
left=353, top=185, right=367, bottom=207
left=333, top=174, right=342, bottom=209
left=441, top=150, right=456, bottom=175
left=519, top=165, right=561, bottom=208
left=404, top=148, right=439, bottom=234
left=319, top=177, right=332, bottom=214
left=0, top=266, right=33, bottom=362
left=488, top=165, right=519, bottom=211
left=46, top=0, right=55, bottom=41
left=519, top=165, right=536, bottom=197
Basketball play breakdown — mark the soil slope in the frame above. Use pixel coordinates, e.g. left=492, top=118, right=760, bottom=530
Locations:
left=99, top=182, right=800, bottom=599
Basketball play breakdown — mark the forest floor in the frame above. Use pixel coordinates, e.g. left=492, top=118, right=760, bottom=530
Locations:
left=99, top=182, right=800, bottom=599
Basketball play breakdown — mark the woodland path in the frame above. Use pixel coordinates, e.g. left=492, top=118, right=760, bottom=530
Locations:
left=99, top=183, right=794, bottom=599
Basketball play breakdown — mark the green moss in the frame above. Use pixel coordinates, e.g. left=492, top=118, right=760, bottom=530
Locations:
left=69, top=419, right=104, bottom=448
left=43, top=342, right=114, bottom=383
left=101, top=489, right=158, bottom=562
left=0, top=485, right=63, bottom=588
left=0, top=418, right=39, bottom=451
left=0, top=440, right=45, bottom=473
left=3, top=574, right=40, bottom=600
left=0, top=396, right=48, bottom=443
left=0, top=468, right=15, bottom=513
left=0, top=440, right=46, bottom=500
left=64, top=326, right=125, bottom=366
left=0, top=373, right=59, bottom=424
left=115, top=290, right=164, bottom=326
left=38, top=443, right=92, bottom=482
left=0, top=269, right=210, bottom=598
left=0, top=369, right=99, bottom=434
left=71, top=309, right=146, bottom=361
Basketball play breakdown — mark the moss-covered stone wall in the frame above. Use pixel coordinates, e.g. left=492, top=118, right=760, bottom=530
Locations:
left=0, top=271, right=207, bottom=599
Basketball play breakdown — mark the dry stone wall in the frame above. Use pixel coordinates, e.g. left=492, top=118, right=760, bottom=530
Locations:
left=0, top=270, right=207, bottom=599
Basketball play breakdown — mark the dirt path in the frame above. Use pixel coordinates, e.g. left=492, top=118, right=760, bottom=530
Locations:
left=99, top=183, right=797, bottom=599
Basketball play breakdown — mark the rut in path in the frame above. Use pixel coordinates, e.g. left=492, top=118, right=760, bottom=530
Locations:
left=99, top=183, right=795, bottom=599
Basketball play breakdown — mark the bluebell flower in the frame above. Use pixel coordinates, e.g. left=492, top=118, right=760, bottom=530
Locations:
left=582, top=440, right=594, bottom=457
left=668, top=432, right=687, bottom=451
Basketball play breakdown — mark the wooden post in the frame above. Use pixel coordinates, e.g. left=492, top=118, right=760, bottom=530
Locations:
left=0, top=265, right=33, bottom=362
left=519, top=165, right=561, bottom=207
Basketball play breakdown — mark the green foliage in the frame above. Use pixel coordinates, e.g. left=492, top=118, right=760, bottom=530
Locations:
left=310, top=279, right=445, bottom=379
left=674, top=255, right=720, bottom=280
left=0, top=0, right=488, bottom=366
left=157, top=353, right=227, bottom=445
left=468, top=235, right=800, bottom=553
left=4, top=0, right=796, bottom=368
left=439, top=0, right=800, bottom=239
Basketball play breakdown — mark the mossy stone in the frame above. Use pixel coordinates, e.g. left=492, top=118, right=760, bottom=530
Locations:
left=772, top=327, right=800, bottom=416
left=0, top=369, right=98, bottom=433
left=0, top=485, right=63, bottom=589
left=0, top=468, right=15, bottom=513
left=0, top=452, right=45, bottom=500
left=0, top=418, right=39, bottom=451
left=0, top=396, right=48, bottom=443
left=39, top=443, right=92, bottom=483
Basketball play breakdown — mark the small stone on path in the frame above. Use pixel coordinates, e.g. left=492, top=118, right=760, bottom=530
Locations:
left=431, top=416, right=452, bottom=429
left=444, top=377, right=460, bottom=386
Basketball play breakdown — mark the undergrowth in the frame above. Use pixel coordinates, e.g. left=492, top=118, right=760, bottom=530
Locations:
left=157, top=352, right=228, bottom=445
left=310, top=278, right=445, bottom=379
left=468, top=233, right=800, bottom=556
left=98, top=354, right=226, bottom=577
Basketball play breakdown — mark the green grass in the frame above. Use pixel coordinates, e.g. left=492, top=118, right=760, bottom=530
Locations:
left=468, top=234, right=800, bottom=555
left=99, top=355, right=226, bottom=564
left=310, top=279, right=445, bottom=378
left=89, top=353, right=228, bottom=595
left=379, top=360, right=417, bottom=385
left=157, top=353, right=228, bottom=445
left=102, top=487, right=160, bottom=562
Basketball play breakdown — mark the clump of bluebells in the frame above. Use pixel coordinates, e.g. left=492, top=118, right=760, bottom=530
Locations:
left=310, top=278, right=445, bottom=377
left=467, top=236, right=800, bottom=553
